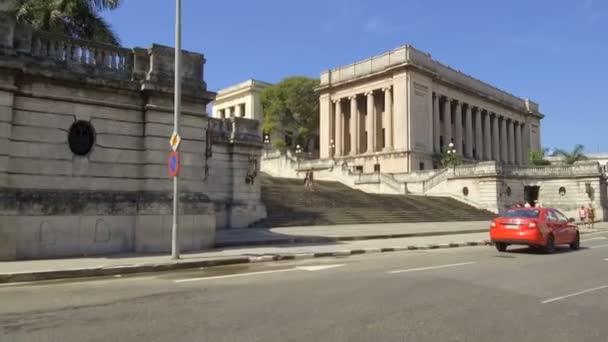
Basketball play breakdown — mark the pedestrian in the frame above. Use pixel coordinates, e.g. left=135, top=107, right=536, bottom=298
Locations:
left=304, top=169, right=314, bottom=191
left=587, top=203, right=596, bottom=229
left=579, top=205, right=588, bottom=228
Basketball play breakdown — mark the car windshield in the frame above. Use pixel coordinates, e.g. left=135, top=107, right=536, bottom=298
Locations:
left=500, top=209, right=540, bottom=219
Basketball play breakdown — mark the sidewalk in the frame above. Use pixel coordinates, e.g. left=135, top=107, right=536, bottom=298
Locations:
left=215, top=221, right=492, bottom=248
left=1, top=222, right=606, bottom=284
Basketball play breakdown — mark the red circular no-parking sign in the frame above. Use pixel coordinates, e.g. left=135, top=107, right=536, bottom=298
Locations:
left=168, top=151, right=180, bottom=177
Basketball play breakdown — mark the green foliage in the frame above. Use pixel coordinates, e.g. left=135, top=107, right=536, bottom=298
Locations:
left=12, top=0, right=122, bottom=45
left=433, top=147, right=463, bottom=168
left=554, top=144, right=588, bottom=165
left=272, top=139, right=287, bottom=150
left=261, top=76, right=319, bottom=151
left=528, top=149, right=550, bottom=166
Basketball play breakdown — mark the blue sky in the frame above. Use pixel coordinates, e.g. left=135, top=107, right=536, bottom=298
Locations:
left=103, top=0, right=607, bottom=152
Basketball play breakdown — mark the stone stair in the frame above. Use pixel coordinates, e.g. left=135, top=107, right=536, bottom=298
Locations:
left=253, top=174, right=496, bottom=227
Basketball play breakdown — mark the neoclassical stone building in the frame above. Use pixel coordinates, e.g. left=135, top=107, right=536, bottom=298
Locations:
left=318, top=45, right=543, bottom=173
left=212, top=79, right=272, bottom=122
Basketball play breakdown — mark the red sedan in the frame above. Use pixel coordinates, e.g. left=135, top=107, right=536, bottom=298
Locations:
left=490, top=207, right=580, bottom=253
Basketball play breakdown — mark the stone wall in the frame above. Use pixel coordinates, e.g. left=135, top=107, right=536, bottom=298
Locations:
left=0, top=15, right=264, bottom=260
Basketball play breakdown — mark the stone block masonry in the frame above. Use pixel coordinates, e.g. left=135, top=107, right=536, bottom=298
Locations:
left=0, top=13, right=265, bottom=261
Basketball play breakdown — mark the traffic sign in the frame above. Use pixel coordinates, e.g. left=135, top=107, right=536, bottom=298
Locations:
left=170, top=131, right=181, bottom=151
left=168, top=151, right=180, bottom=177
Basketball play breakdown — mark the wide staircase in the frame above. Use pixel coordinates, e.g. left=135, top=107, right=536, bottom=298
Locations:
left=254, top=174, right=496, bottom=227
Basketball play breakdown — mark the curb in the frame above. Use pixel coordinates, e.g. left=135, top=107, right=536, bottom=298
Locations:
left=0, top=240, right=493, bottom=284
left=214, top=229, right=490, bottom=248
left=2, top=228, right=603, bottom=284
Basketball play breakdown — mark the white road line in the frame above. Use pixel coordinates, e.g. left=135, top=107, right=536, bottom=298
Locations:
left=588, top=244, right=608, bottom=249
left=388, top=262, right=476, bottom=274
left=174, top=268, right=298, bottom=283
left=581, top=237, right=607, bottom=242
left=542, top=285, right=608, bottom=304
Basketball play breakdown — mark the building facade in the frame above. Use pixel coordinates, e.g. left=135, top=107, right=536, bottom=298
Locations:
left=0, top=14, right=265, bottom=261
left=317, top=45, right=544, bottom=174
left=212, top=79, right=272, bottom=122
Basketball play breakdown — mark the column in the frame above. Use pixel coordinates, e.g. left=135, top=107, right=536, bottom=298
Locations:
left=384, top=87, right=393, bottom=150
left=513, top=121, right=521, bottom=165
left=366, top=91, right=375, bottom=152
left=483, top=110, right=492, bottom=160
left=235, top=103, right=242, bottom=117
left=492, top=114, right=500, bottom=161
left=500, top=116, right=508, bottom=162
left=334, top=99, right=343, bottom=156
left=432, top=94, right=440, bottom=152
left=464, top=104, right=473, bottom=159
left=509, top=119, right=516, bottom=164
left=520, top=122, right=526, bottom=165
left=349, top=95, right=359, bottom=155
left=474, top=108, right=483, bottom=160
left=442, top=97, right=452, bottom=146
left=454, top=100, right=462, bottom=154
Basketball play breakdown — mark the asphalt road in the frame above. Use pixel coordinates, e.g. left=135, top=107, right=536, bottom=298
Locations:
left=1, top=231, right=608, bottom=342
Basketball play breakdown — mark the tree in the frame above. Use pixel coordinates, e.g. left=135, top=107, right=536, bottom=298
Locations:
left=528, top=148, right=551, bottom=166
left=554, top=144, right=588, bottom=165
left=11, top=0, right=122, bottom=46
left=432, top=145, right=463, bottom=168
left=261, top=76, right=319, bottom=151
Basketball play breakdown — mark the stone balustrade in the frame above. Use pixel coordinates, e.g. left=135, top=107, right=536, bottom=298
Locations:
left=320, top=45, right=540, bottom=116
left=30, top=30, right=133, bottom=73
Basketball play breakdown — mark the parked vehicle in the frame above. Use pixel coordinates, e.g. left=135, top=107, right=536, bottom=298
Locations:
left=490, top=207, right=580, bottom=253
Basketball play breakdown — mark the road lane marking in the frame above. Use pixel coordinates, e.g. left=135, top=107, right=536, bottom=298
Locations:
left=541, top=285, right=608, bottom=304
left=588, top=244, right=608, bottom=249
left=296, top=264, right=345, bottom=272
left=388, top=262, right=476, bottom=274
left=174, top=264, right=346, bottom=283
left=582, top=237, right=607, bottom=242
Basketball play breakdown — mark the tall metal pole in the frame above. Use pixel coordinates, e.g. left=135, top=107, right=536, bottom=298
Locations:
left=171, top=0, right=182, bottom=260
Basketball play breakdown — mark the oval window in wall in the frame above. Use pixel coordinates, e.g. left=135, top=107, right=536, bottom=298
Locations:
left=559, top=186, right=566, bottom=196
left=462, top=187, right=469, bottom=196
left=68, top=120, right=96, bottom=156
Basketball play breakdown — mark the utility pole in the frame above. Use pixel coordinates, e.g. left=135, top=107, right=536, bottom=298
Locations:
left=171, top=0, right=182, bottom=260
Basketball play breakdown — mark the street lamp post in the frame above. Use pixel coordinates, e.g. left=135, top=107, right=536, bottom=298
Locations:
left=446, top=142, right=457, bottom=171
left=263, top=134, right=271, bottom=156
left=295, top=144, right=302, bottom=168
left=171, top=0, right=182, bottom=260
left=329, top=138, right=335, bottom=159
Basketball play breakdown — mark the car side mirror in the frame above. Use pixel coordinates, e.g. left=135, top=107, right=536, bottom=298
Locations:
left=568, top=218, right=576, bottom=223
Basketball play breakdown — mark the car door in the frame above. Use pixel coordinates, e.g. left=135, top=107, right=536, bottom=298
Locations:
left=554, top=209, right=576, bottom=243
left=545, top=210, right=564, bottom=243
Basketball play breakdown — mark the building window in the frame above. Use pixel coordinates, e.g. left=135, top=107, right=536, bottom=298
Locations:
left=355, top=165, right=364, bottom=173
left=240, top=103, right=246, bottom=117
left=462, top=187, right=469, bottom=196
left=559, top=187, right=566, bottom=196
left=374, top=164, right=381, bottom=173
left=68, top=121, right=96, bottom=156
left=419, top=162, right=425, bottom=170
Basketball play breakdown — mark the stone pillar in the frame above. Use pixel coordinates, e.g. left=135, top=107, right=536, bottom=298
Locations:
left=474, top=108, right=483, bottom=160
left=492, top=114, right=500, bottom=161
left=500, top=116, right=508, bottom=162
left=442, top=97, right=452, bottom=146
left=508, top=120, right=516, bottom=164
left=519, top=122, right=526, bottom=165
left=432, top=93, right=440, bottom=153
left=453, top=100, right=462, bottom=154
left=483, top=110, right=492, bottom=160
left=384, top=87, right=393, bottom=150
left=334, top=99, right=343, bottom=156
left=235, top=104, right=242, bottom=117
left=513, top=121, right=520, bottom=164
left=349, top=95, right=359, bottom=155
left=464, top=105, right=473, bottom=158
left=366, top=91, right=375, bottom=153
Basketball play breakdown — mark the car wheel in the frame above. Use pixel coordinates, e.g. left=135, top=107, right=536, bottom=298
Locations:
left=543, top=235, right=555, bottom=254
left=495, top=242, right=508, bottom=252
left=570, top=232, right=580, bottom=250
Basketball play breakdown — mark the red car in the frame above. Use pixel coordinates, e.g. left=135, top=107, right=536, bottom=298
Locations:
left=490, top=207, right=580, bottom=253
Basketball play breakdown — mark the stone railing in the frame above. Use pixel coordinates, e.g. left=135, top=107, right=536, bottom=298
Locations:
left=320, top=45, right=538, bottom=115
left=30, top=30, right=133, bottom=73
left=422, top=168, right=449, bottom=193
left=379, top=173, right=407, bottom=194
left=500, top=162, right=602, bottom=177
left=355, top=172, right=380, bottom=184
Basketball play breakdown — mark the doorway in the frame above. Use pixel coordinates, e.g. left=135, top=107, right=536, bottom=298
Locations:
left=524, top=186, right=540, bottom=206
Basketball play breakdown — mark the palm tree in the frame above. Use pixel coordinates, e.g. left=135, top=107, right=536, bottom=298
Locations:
left=528, top=147, right=551, bottom=166
left=554, top=144, right=588, bottom=165
left=12, top=0, right=122, bottom=46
